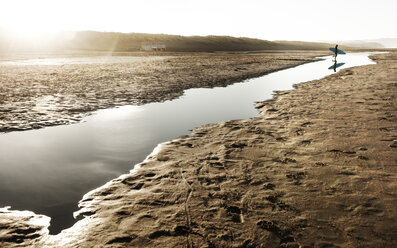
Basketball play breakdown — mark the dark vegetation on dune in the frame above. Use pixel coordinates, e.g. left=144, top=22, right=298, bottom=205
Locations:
left=1, top=30, right=343, bottom=52
left=64, top=31, right=336, bottom=52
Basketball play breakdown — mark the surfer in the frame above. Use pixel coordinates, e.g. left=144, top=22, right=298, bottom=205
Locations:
left=334, top=44, right=338, bottom=58
left=329, top=45, right=345, bottom=57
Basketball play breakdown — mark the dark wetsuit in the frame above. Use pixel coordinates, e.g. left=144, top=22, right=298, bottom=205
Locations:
left=334, top=45, right=338, bottom=58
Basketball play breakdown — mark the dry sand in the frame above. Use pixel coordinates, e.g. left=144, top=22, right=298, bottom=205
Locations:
left=1, top=52, right=396, bottom=248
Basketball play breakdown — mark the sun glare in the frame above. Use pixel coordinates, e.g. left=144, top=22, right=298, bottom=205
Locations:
left=1, top=0, right=70, bottom=40
left=1, top=0, right=396, bottom=43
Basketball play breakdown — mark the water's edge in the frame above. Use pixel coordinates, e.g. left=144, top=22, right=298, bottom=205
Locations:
left=0, top=52, right=378, bottom=236
left=67, top=52, right=378, bottom=233
left=0, top=55, right=322, bottom=134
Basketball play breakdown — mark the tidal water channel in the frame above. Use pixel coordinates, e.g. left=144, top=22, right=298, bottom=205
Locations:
left=0, top=53, right=376, bottom=233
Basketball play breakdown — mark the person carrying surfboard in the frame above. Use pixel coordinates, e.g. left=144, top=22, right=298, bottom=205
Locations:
left=329, top=45, right=346, bottom=58
left=334, top=44, right=339, bottom=58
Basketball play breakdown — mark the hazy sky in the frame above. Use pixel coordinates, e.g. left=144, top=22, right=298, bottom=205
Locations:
left=1, top=0, right=396, bottom=41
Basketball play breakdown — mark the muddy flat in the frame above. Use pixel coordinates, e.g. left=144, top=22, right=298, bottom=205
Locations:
left=0, top=51, right=322, bottom=132
left=1, top=51, right=396, bottom=247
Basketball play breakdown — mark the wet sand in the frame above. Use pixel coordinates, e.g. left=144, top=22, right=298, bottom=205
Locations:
left=0, top=51, right=322, bottom=133
left=1, top=52, right=396, bottom=247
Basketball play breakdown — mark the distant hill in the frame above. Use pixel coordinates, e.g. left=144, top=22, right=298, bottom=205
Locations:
left=0, top=31, right=339, bottom=52
left=61, top=31, right=340, bottom=52
left=273, top=40, right=335, bottom=50
left=368, top=38, right=397, bottom=48
left=325, top=39, right=397, bottom=49
left=65, top=31, right=276, bottom=51
left=336, top=41, right=384, bottom=49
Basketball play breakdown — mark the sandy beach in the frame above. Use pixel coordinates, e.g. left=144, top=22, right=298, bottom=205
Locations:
left=1, top=51, right=396, bottom=247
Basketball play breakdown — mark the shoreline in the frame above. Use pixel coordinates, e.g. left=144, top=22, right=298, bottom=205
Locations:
left=1, top=51, right=396, bottom=247
left=0, top=51, right=325, bottom=133
left=0, top=51, right=327, bottom=236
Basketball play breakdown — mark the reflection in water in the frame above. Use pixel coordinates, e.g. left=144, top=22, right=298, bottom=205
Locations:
left=0, top=53, right=377, bottom=234
left=328, top=59, right=346, bottom=72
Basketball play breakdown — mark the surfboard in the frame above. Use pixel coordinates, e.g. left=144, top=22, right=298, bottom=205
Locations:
left=328, top=62, right=345, bottom=70
left=329, top=47, right=346, bottom=54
